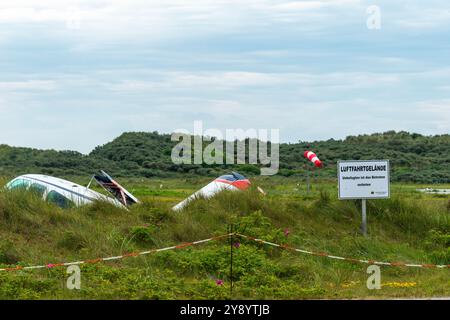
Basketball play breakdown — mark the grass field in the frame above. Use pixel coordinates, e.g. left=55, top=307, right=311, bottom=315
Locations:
left=0, top=175, right=449, bottom=300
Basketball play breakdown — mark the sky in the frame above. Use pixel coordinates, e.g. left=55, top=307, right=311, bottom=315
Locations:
left=0, top=0, right=449, bottom=153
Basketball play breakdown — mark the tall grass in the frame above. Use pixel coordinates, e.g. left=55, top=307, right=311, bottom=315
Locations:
left=0, top=179, right=448, bottom=299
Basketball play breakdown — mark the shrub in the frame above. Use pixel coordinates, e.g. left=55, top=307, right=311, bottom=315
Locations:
left=130, top=226, right=156, bottom=246
left=0, top=240, right=19, bottom=264
left=57, top=231, right=87, bottom=251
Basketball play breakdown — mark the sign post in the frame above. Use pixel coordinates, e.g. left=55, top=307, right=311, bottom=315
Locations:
left=361, top=199, right=367, bottom=236
left=338, top=160, right=390, bottom=236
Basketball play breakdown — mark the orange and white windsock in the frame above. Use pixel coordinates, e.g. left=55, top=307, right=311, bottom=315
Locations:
left=304, top=151, right=322, bottom=167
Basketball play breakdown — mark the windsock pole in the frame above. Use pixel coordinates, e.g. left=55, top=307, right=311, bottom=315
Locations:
left=304, top=150, right=322, bottom=194
left=305, top=163, right=311, bottom=194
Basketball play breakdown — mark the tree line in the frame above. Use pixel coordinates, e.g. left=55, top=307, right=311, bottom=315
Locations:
left=0, top=131, right=448, bottom=183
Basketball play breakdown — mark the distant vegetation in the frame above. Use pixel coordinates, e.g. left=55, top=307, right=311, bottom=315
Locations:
left=0, top=131, right=449, bottom=183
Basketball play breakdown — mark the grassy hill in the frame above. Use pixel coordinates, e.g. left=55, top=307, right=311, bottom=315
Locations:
left=0, top=177, right=448, bottom=299
left=1, top=131, right=449, bottom=183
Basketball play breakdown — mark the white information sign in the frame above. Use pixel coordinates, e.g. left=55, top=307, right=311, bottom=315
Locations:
left=338, top=160, right=390, bottom=200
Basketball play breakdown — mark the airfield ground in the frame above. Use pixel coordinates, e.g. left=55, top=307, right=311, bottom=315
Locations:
left=0, top=176, right=448, bottom=300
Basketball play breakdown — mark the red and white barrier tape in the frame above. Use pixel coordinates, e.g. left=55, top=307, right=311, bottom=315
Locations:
left=236, top=234, right=450, bottom=269
left=2, top=232, right=448, bottom=272
left=0, top=234, right=231, bottom=272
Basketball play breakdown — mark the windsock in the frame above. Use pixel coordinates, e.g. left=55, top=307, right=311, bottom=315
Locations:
left=304, top=151, right=322, bottom=168
left=173, top=172, right=251, bottom=211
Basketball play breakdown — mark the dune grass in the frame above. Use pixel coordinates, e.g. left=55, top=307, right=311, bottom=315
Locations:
left=0, top=176, right=448, bottom=299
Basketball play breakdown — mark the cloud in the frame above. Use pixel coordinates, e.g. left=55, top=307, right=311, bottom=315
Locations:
left=106, top=70, right=402, bottom=94
left=0, top=80, right=56, bottom=91
left=394, top=7, right=450, bottom=29
left=415, top=100, right=450, bottom=131
left=0, top=0, right=363, bottom=41
left=0, top=0, right=448, bottom=43
left=0, top=1, right=449, bottom=152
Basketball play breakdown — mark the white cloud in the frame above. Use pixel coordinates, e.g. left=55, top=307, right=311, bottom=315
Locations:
left=0, top=1, right=448, bottom=43
left=395, top=7, right=450, bottom=29
left=0, top=1, right=449, bottom=152
left=0, top=0, right=363, bottom=40
left=0, top=80, right=56, bottom=91
left=415, top=100, right=450, bottom=131
left=107, top=70, right=400, bottom=93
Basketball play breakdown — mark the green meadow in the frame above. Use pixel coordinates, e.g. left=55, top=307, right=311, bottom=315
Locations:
left=0, top=176, right=449, bottom=300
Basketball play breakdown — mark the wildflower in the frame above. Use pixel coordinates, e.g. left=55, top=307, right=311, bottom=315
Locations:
left=284, top=229, right=290, bottom=237
left=216, top=279, right=224, bottom=286
left=382, top=282, right=417, bottom=288
left=341, top=281, right=360, bottom=289
left=234, top=242, right=241, bottom=249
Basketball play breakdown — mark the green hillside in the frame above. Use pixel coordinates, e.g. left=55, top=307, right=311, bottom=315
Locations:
left=0, top=131, right=449, bottom=183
